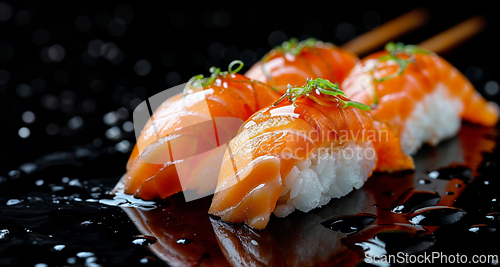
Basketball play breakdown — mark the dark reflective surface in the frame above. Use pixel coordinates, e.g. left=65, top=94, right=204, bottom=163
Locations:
left=2, top=2, right=500, bottom=267
left=80, top=123, right=499, bottom=266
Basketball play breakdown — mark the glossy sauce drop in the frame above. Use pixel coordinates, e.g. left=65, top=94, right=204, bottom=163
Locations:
left=321, top=213, right=377, bottom=234
left=468, top=224, right=497, bottom=234
left=408, top=206, right=467, bottom=226
left=428, top=165, right=472, bottom=182
left=392, top=190, right=441, bottom=214
left=486, top=212, right=500, bottom=222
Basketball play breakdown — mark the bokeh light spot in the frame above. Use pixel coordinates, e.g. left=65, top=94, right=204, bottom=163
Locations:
left=134, top=60, right=152, bottom=76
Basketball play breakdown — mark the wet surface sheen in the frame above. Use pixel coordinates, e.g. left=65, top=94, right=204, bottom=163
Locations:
left=1, top=124, right=499, bottom=266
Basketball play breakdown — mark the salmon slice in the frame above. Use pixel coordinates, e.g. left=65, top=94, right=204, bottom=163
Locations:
left=209, top=78, right=413, bottom=229
left=246, top=38, right=358, bottom=94
left=341, top=42, right=499, bottom=154
left=122, top=62, right=281, bottom=200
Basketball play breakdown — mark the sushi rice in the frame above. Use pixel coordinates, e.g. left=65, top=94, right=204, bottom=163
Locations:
left=274, top=141, right=377, bottom=217
left=399, top=84, right=463, bottom=155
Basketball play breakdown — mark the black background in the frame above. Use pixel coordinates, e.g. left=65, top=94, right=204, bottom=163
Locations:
left=1, top=3, right=500, bottom=171
left=1, top=2, right=500, bottom=266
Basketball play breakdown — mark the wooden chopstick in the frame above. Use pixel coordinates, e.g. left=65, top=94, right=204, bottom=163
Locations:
left=340, top=8, right=430, bottom=56
left=418, top=16, right=486, bottom=54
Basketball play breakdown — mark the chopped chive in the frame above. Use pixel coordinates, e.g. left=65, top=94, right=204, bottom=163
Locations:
left=373, top=42, right=430, bottom=82
left=273, top=78, right=370, bottom=111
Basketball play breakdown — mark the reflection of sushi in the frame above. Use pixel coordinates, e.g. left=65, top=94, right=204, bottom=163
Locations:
left=246, top=38, right=358, bottom=93
left=120, top=195, right=231, bottom=267
left=208, top=78, right=414, bottom=229
left=341, top=42, right=499, bottom=155
left=210, top=188, right=373, bottom=267
left=122, top=61, right=280, bottom=200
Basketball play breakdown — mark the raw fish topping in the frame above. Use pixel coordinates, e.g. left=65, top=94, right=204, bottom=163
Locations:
left=373, top=42, right=430, bottom=82
left=183, top=60, right=248, bottom=96
left=274, top=78, right=371, bottom=110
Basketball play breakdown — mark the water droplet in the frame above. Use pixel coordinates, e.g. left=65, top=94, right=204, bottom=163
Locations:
left=418, top=179, right=431, bottom=185
left=68, top=116, right=84, bottom=130
left=392, top=190, right=441, bottom=214
left=0, top=229, right=8, bottom=239
left=105, top=126, right=121, bottom=140
left=122, top=121, right=134, bottom=132
left=22, top=111, right=36, bottom=124
left=48, top=44, right=65, bottom=62
left=18, top=127, right=30, bottom=138
left=427, top=165, right=472, bottom=182
left=139, top=256, right=155, bottom=264
left=115, top=140, right=130, bottom=153
left=76, top=251, right=94, bottom=258
left=132, top=235, right=157, bottom=245
left=8, top=170, right=21, bottom=179
left=19, top=162, right=37, bottom=174
left=53, top=244, right=65, bottom=251
left=322, top=213, right=377, bottom=234
left=408, top=206, right=466, bottom=226
left=6, top=199, right=23, bottom=206
left=484, top=81, right=499, bottom=96
left=176, top=238, right=193, bottom=245
left=486, top=212, right=500, bottom=221
left=469, top=224, right=496, bottom=234
left=134, top=60, right=152, bottom=76
left=428, top=171, right=439, bottom=179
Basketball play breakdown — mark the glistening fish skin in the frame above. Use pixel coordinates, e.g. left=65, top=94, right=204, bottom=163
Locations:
left=208, top=85, right=414, bottom=229
left=123, top=70, right=280, bottom=200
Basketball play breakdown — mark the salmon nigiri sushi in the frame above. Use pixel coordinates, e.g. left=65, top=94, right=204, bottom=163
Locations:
left=246, top=38, right=358, bottom=93
left=208, top=78, right=414, bottom=229
left=121, top=61, right=280, bottom=200
left=341, top=42, right=499, bottom=155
